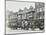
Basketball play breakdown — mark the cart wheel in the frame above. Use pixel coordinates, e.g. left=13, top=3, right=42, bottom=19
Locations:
left=39, top=26, right=44, bottom=30
left=39, top=28, right=44, bottom=30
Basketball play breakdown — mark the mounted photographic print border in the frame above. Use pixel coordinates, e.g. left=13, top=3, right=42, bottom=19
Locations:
left=5, top=0, right=45, bottom=35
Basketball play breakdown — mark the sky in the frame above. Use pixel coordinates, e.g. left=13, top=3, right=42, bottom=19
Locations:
left=6, top=1, right=35, bottom=12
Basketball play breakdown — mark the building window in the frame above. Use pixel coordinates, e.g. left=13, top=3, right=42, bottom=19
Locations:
left=37, top=8, right=40, bottom=12
left=40, top=8, right=42, bottom=12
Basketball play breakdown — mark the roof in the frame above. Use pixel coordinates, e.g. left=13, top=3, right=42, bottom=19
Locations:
left=17, top=10, right=35, bottom=15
